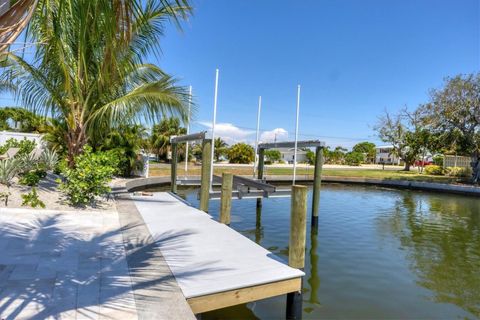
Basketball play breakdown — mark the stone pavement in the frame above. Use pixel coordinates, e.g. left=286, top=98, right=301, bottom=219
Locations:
left=0, top=208, right=138, bottom=320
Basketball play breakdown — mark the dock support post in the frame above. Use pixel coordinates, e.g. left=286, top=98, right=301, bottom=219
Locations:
left=200, top=139, right=212, bottom=212
left=256, top=148, right=265, bottom=208
left=171, top=143, right=178, bottom=193
left=311, top=146, right=324, bottom=229
left=220, top=172, right=233, bottom=225
left=286, top=185, right=307, bottom=320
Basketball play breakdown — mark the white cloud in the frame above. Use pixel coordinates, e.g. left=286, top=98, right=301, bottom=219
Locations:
left=260, top=128, right=288, bottom=143
left=199, top=121, right=255, bottom=145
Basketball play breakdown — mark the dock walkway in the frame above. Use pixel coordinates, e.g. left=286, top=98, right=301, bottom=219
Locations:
left=132, top=192, right=304, bottom=314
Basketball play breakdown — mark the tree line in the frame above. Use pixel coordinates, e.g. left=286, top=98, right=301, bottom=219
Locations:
left=375, top=73, right=480, bottom=181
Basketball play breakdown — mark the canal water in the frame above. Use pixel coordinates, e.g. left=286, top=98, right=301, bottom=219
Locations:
left=160, top=184, right=480, bottom=319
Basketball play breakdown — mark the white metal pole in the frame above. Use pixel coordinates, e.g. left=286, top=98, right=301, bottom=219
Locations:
left=184, top=85, right=192, bottom=177
left=210, top=69, right=219, bottom=190
left=253, top=96, right=262, bottom=177
left=293, top=85, right=301, bottom=185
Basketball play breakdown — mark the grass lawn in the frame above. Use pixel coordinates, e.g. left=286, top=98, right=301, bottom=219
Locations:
left=149, top=165, right=458, bottom=184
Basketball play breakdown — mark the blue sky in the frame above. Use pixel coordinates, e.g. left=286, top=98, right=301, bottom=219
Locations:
left=1, top=0, right=479, bottom=149
left=155, top=0, right=480, bottom=148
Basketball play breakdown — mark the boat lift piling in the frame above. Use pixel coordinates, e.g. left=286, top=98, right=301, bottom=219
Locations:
left=257, top=140, right=325, bottom=230
left=287, top=185, right=308, bottom=320
left=170, top=131, right=209, bottom=204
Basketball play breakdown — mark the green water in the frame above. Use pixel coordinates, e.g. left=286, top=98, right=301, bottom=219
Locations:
left=170, top=184, right=480, bottom=319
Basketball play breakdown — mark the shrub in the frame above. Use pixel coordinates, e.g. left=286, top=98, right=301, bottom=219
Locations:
left=345, top=151, right=363, bottom=166
left=0, top=158, right=18, bottom=187
left=424, top=165, right=444, bottom=175
left=21, top=188, right=45, bottom=208
left=0, top=138, right=36, bottom=156
left=445, top=166, right=471, bottom=177
left=59, top=146, right=119, bottom=205
left=19, top=169, right=46, bottom=186
left=227, top=143, right=255, bottom=164
left=432, top=155, right=444, bottom=166
left=306, top=150, right=315, bottom=165
left=264, top=150, right=281, bottom=163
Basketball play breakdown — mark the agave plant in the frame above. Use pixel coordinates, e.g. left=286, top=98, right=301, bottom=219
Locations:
left=0, top=158, right=19, bottom=187
left=16, top=152, right=37, bottom=175
left=0, top=0, right=192, bottom=167
left=40, top=149, right=59, bottom=172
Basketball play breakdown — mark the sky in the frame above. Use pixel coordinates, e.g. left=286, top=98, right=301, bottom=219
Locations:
left=1, top=0, right=479, bottom=149
left=153, top=0, right=480, bottom=148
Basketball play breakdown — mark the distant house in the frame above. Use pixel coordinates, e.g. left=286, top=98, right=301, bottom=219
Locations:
left=375, top=145, right=401, bottom=165
left=276, top=148, right=307, bottom=163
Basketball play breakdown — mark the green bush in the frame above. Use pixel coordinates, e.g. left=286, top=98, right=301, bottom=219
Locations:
left=306, top=150, right=315, bottom=165
left=59, top=146, right=119, bottom=205
left=21, top=187, right=45, bottom=208
left=445, top=166, right=471, bottom=177
left=345, top=151, right=363, bottom=166
left=264, top=150, right=281, bottom=163
left=0, top=138, right=36, bottom=156
left=19, top=169, right=46, bottom=186
left=227, top=143, right=255, bottom=164
left=432, top=155, right=444, bottom=166
left=424, top=165, right=444, bottom=175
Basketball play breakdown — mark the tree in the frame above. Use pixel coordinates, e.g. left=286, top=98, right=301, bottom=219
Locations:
left=345, top=151, right=363, bottom=166
left=101, top=125, right=148, bottom=177
left=227, top=143, right=255, bottom=164
left=306, top=149, right=315, bottom=165
left=0, top=107, right=50, bottom=132
left=422, top=73, right=480, bottom=182
left=0, top=0, right=192, bottom=166
left=375, top=108, right=427, bottom=171
left=352, top=142, right=376, bottom=164
left=214, top=138, right=228, bottom=161
left=264, top=149, right=281, bottom=163
left=150, top=118, right=186, bottom=162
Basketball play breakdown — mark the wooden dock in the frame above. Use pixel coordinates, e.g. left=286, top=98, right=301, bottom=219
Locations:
left=132, top=192, right=304, bottom=314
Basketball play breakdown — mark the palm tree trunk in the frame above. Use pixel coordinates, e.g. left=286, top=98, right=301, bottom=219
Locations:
left=66, top=125, right=87, bottom=167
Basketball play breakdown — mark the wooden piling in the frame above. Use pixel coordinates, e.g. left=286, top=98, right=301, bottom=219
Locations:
left=199, top=139, right=212, bottom=212
left=289, top=185, right=308, bottom=269
left=220, top=172, right=233, bottom=225
left=171, top=143, right=178, bottom=193
left=286, top=184, right=307, bottom=320
left=257, top=148, right=265, bottom=180
left=311, top=146, right=324, bottom=228
left=256, top=148, right=265, bottom=208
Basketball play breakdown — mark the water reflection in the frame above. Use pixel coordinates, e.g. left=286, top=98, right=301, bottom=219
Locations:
left=306, top=228, right=321, bottom=308
left=381, top=193, right=480, bottom=317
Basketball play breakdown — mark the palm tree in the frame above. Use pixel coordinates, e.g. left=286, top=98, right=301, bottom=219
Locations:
left=102, top=124, right=148, bottom=176
left=0, top=0, right=192, bottom=166
left=214, top=137, right=228, bottom=162
left=150, top=117, right=186, bottom=162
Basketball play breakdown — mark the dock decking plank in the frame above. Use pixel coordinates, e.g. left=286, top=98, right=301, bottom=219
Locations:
left=132, top=192, right=304, bottom=311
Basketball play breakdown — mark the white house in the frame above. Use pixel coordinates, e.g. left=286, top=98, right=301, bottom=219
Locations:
left=375, top=145, right=401, bottom=165
left=276, top=148, right=307, bottom=163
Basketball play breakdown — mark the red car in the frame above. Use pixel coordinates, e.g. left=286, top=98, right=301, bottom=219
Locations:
left=415, top=159, right=433, bottom=166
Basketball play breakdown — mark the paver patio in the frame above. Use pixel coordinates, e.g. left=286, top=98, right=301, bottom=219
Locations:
left=0, top=208, right=138, bottom=320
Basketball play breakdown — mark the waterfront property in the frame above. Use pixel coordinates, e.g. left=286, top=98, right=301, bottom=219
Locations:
left=375, top=145, right=401, bottom=165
